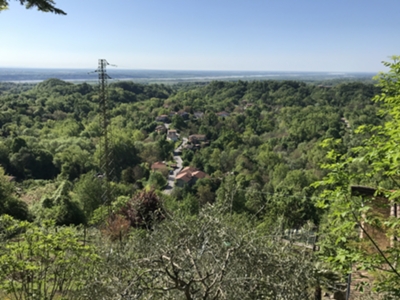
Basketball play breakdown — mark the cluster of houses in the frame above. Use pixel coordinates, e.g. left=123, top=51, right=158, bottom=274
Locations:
left=154, top=111, right=210, bottom=146
left=155, top=99, right=258, bottom=132
left=165, top=132, right=209, bottom=149
left=155, top=128, right=209, bottom=148
left=151, top=161, right=209, bottom=188
left=152, top=105, right=261, bottom=183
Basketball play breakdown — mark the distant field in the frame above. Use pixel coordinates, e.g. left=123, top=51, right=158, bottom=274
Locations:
left=0, top=68, right=376, bottom=84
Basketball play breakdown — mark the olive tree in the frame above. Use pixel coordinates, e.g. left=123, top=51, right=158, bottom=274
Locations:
left=84, top=205, right=334, bottom=299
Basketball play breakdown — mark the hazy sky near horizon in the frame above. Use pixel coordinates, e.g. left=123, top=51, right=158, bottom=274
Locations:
left=1, top=0, right=399, bottom=72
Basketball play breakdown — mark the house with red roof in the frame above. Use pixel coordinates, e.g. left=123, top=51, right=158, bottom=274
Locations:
left=151, top=161, right=167, bottom=172
left=175, top=166, right=209, bottom=187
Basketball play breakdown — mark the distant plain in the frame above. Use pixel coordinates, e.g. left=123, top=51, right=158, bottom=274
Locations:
left=0, top=68, right=376, bottom=84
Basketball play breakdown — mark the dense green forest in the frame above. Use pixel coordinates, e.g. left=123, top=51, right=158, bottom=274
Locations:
left=1, top=58, right=400, bottom=299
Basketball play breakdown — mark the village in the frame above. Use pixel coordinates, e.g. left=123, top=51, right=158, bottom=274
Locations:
left=150, top=102, right=254, bottom=193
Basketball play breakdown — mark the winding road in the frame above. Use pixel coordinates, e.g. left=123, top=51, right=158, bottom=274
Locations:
left=163, top=135, right=188, bottom=195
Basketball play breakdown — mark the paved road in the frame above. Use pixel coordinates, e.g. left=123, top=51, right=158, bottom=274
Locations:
left=163, top=137, right=188, bottom=194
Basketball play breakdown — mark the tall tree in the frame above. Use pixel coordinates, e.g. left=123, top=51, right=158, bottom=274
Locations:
left=314, top=56, right=400, bottom=297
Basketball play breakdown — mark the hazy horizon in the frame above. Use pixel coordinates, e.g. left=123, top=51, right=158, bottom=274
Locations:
left=0, top=67, right=376, bottom=84
left=0, top=66, right=378, bottom=74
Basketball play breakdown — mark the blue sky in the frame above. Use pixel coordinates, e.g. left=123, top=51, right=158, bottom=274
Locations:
left=1, top=0, right=399, bottom=72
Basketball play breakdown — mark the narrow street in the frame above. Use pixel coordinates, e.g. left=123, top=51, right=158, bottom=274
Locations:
left=163, top=136, right=188, bottom=195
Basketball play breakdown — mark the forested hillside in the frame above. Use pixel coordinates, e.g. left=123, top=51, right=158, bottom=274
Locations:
left=0, top=78, right=380, bottom=223
left=2, top=64, right=399, bottom=299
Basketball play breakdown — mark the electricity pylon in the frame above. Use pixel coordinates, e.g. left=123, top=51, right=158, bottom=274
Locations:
left=95, top=59, right=115, bottom=206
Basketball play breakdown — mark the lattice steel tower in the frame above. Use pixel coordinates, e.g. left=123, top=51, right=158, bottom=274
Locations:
left=97, top=59, right=114, bottom=205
